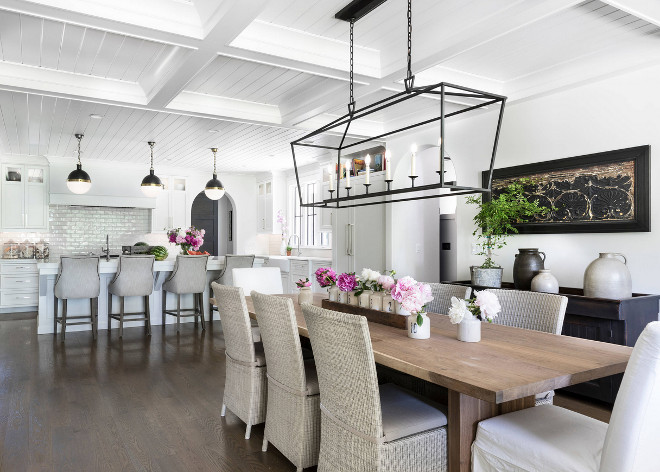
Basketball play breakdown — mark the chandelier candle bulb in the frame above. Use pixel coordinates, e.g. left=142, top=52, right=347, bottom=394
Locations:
left=365, top=154, right=371, bottom=184
left=345, top=161, right=351, bottom=188
left=410, top=143, right=417, bottom=177
left=385, top=150, right=392, bottom=180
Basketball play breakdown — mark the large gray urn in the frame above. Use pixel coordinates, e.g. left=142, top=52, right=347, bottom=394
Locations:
left=583, top=253, right=632, bottom=299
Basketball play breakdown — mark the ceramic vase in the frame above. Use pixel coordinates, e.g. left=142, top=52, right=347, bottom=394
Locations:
left=513, top=248, right=546, bottom=290
left=407, top=313, right=430, bottom=339
left=381, top=293, right=394, bottom=313
left=457, top=316, right=481, bottom=342
left=358, top=290, right=372, bottom=308
left=347, top=290, right=359, bottom=306
left=328, top=286, right=339, bottom=302
left=369, top=292, right=383, bottom=311
left=531, top=269, right=559, bottom=294
left=338, top=290, right=348, bottom=304
left=279, top=237, right=287, bottom=256
left=298, top=287, right=313, bottom=305
left=395, top=301, right=410, bottom=316
left=583, top=253, right=632, bottom=299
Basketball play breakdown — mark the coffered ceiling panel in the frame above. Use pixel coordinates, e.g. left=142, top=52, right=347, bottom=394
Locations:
left=0, top=90, right=324, bottom=171
left=0, top=10, right=178, bottom=82
left=185, top=56, right=344, bottom=106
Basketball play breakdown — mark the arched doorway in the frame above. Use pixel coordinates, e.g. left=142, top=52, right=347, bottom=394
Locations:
left=190, top=192, right=235, bottom=256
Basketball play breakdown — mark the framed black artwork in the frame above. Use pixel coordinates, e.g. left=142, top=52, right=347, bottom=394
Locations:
left=482, top=146, right=650, bottom=233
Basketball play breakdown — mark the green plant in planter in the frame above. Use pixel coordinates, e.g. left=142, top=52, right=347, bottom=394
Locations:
left=286, top=246, right=293, bottom=252
left=466, top=179, right=551, bottom=268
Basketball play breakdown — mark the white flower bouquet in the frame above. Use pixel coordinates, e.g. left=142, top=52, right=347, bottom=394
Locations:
left=448, top=290, right=501, bottom=324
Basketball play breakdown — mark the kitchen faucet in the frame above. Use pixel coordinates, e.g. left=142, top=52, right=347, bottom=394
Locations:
left=101, top=234, right=110, bottom=261
left=288, top=234, right=301, bottom=256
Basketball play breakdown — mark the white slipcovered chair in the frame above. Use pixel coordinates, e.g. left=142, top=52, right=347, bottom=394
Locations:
left=472, top=320, right=660, bottom=472
left=232, top=267, right=283, bottom=295
left=487, top=288, right=568, bottom=405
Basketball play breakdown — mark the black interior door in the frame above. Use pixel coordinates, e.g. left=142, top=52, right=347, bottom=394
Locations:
left=191, top=192, right=218, bottom=255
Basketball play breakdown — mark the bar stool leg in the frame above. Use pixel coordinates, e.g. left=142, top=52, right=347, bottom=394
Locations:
left=61, top=299, right=68, bottom=342
left=161, top=290, right=166, bottom=327
left=119, top=296, right=125, bottom=338
left=107, top=294, right=112, bottom=330
left=91, top=298, right=97, bottom=340
left=176, top=294, right=181, bottom=333
left=145, top=295, right=152, bottom=336
left=199, top=293, right=206, bottom=331
left=53, top=296, right=58, bottom=337
left=94, top=297, right=99, bottom=339
left=193, top=293, right=198, bottom=326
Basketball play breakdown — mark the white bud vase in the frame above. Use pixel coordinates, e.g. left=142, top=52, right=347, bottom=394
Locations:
left=457, top=316, right=481, bottom=342
left=358, top=290, right=372, bottom=308
left=369, top=292, right=383, bottom=311
left=381, top=293, right=394, bottom=313
left=338, top=290, right=348, bottom=304
left=347, top=290, right=359, bottom=306
left=298, top=287, right=313, bottom=305
left=328, top=286, right=339, bottom=302
left=407, top=313, right=430, bottom=339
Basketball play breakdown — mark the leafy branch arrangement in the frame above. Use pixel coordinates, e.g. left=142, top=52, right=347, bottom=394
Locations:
left=467, top=178, right=551, bottom=268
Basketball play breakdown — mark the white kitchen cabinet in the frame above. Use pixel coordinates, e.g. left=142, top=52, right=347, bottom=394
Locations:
left=256, top=180, right=273, bottom=233
left=0, top=261, right=39, bottom=310
left=1, top=164, right=49, bottom=231
left=151, top=177, right=187, bottom=232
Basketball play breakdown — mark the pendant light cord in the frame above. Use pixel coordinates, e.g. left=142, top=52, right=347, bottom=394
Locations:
left=348, top=18, right=356, bottom=114
left=76, top=134, right=83, bottom=166
left=405, top=0, right=415, bottom=91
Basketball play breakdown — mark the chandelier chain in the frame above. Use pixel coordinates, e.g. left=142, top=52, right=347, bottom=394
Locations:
left=149, top=142, right=155, bottom=171
left=76, top=135, right=82, bottom=165
left=407, top=0, right=412, bottom=80
left=212, top=148, right=217, bottom=175
left=349, top=18, right=355, bottom=107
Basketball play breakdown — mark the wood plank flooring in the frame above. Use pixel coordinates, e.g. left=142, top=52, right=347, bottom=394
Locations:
left=0, top=316, right=306, bottom=472
left=0, top=315, right=612, bottom=471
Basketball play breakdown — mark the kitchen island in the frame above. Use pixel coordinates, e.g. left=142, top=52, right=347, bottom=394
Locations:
left=37, top=257, right=227, bottom=335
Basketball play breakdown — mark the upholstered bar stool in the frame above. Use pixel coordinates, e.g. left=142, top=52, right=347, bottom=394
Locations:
left=162, top=255, right=209, bottom=332
left=209, top=254, right=255, bottom=321
left=53, top=256, right=101, bottom=342
left=107, top=255, right=155, bottom=338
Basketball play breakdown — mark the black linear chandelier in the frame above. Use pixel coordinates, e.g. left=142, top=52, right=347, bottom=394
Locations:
left=290, top=0, right=506, bottom=209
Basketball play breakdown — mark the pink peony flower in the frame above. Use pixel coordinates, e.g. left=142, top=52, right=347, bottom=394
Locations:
left=337, top=273, right=358, bottom=292
left=378, top=275, right=395, bottom=291
left=391, top=277, right=434, bottom=314
left=315, top=267, right=337, bottom=287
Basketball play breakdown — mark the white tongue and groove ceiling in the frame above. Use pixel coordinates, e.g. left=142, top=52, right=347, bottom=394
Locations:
left=0, top=0, right=657, bottom=172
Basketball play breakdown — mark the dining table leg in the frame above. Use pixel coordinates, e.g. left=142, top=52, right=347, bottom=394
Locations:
left=447, top=390, right=535, bottom=472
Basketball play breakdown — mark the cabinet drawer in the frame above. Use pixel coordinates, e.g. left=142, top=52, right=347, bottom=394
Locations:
left=1, top=262, right=38, bottom=275
left=1, top=291, right=38, bottom=307
left=1, top=275, right=38, bottom=290
left=290, top=260, right=309, bottom=274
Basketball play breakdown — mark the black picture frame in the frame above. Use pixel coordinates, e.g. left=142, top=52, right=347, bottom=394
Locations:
left=481, top=145, right=650, bottom=234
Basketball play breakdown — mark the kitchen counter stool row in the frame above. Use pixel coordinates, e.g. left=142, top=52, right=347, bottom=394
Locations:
left=53, top=255, right=209, bottom=341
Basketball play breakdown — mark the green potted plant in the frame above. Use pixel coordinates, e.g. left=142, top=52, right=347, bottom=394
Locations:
left=466, top=179, right=550, bottom=287
left=286, top=245, right=293, bottom=256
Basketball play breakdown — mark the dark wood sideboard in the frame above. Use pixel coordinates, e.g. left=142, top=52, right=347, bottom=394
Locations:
left=449, top=281, right=660, bottom=404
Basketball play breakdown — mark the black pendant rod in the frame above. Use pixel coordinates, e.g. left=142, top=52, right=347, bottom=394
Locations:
left=335, top=0, right=388, bottom=22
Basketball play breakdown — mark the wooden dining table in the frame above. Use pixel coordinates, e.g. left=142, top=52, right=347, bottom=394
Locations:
left=245, top=293, right=632, bottom=472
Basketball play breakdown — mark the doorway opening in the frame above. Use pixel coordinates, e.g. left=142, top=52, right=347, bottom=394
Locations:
left=190, top=192, right=235, bottom=256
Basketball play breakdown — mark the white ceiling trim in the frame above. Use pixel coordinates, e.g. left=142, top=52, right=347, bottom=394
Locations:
left=603, top=0, right=660, bottom=28
left=0, top=61, right=146, bottom=104
left=230, top=20, right=381, bottom=78
left=167, top=91, right=281, bottom=125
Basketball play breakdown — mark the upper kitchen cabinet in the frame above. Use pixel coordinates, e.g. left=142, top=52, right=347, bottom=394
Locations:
left=151, top=176, right=187, bottom=233
left=1, top=164, right=49, bottom=231
left=256, top=172, right=285, bottom=234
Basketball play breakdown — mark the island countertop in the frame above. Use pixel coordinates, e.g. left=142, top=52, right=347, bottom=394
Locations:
left=37, top=256, right=227, bottom=275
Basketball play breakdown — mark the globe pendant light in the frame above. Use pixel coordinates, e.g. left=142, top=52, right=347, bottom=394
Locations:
left=140, top=141, right=163, bottom=197
left=67, top=133, right=92, bottom=194
left=204, top=147, right=225, bottom=200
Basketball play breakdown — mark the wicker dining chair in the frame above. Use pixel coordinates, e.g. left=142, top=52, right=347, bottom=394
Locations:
left=251, top=292, right=320, bottom=471
left=302, top=304, right=448, bottom=472
left=212, top=282, right=267, bottom=439
left=487, top=288, right=568, bottom=405
left=425, top=283, right=471, bottom=314
left=209, top=254, right=255, bottom=321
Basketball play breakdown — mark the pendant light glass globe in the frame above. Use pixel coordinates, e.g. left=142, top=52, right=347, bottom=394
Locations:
left=205, top=148, right=225, bottom=200
left=67, top=134, right=91, bottom=194
left=141, top=141, right=163, bottom=197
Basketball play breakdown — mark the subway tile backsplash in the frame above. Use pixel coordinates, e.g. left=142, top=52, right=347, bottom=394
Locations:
left=0, top=205, right=156, bottom=258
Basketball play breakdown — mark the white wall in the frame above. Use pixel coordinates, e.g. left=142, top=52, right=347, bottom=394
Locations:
left=450, top=64, right=660, bottom=294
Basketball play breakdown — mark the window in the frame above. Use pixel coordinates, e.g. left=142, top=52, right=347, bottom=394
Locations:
left=288, top=181, right=322, bottom=247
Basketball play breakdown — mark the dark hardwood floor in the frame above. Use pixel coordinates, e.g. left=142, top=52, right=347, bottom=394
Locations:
left=0, top=316, right=306, bottom=472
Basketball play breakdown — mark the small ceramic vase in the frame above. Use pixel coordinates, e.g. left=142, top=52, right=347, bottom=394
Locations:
left=338, top=290, right=348, bottom=304
left=369, top=292, right=383, bottom=311
left=347, top=290, right=359, bottom=306
left=457, top=316, right=481, bottom=342
left=407, top=313, right=430, bottom=339
left=531, top=269, right=559, bottom=294
left=298, top=287, right=313, bottom=305
left=381, top=293, right=394, bottom=313
left=328, top=286, right=339, bottom=302
left=358, top=290, right=372, bottom=308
